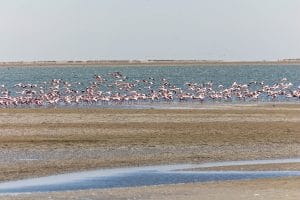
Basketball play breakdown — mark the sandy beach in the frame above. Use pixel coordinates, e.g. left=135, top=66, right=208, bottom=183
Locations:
left=1, top=60, right=300, bottom=67
left=0, top=103, right=299, bottom=199
left=2, top=0, right=300, bottom=198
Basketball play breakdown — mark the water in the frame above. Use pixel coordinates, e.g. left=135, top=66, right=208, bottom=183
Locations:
left=0, top=64, right=299, bottom=107
left=1, top=158, right=300, bottom=194
left=1, top=64, right=299, bottom=89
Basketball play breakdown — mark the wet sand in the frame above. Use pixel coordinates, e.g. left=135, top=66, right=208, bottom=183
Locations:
left=0, top=104, right=299, bottom=198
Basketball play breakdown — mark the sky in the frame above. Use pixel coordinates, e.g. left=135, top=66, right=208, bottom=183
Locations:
left=0, top=0, right=299, bottom=61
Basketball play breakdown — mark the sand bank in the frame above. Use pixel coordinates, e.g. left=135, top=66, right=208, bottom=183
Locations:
left=0, top=104, right=299, bottom=182
left=1, top=60, right=300, bottom=67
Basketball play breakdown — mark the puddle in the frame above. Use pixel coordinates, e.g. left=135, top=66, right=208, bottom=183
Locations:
left=1, top=158, right=300, bottom=194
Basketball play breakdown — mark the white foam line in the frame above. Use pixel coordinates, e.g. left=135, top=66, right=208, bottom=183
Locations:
left=193, top=158, right=300, bottom=168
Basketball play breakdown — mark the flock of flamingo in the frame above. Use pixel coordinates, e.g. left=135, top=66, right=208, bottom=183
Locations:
left=0, top=72, right=299, bottom=107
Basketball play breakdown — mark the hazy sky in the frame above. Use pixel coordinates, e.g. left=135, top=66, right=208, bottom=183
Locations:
left=0, top=0, right=299, bottom=61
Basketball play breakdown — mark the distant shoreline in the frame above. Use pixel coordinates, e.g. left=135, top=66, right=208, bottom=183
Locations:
left=1, top=60, right=300, bottom=67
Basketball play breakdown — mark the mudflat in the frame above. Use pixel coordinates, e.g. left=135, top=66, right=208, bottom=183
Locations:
left=0, top=104, right=299, bottom=182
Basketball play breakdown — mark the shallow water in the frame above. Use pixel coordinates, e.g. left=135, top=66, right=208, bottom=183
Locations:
left=1, top=158, right=300, bottom=194
left=1, top=65, right=299, bottom=89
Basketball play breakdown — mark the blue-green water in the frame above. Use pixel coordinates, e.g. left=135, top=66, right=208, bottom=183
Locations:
left=1, top=64, right=299, bottom=88
left=0, top=64, right=299, bottom=107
